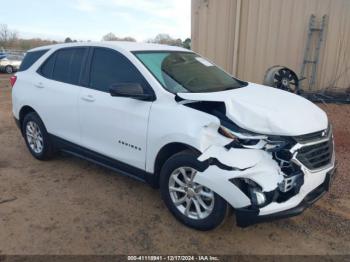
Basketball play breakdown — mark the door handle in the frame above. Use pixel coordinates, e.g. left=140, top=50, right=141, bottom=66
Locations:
left=35, top=82, right=44, bottom=88
left=81, top=94, right=95, bottom=102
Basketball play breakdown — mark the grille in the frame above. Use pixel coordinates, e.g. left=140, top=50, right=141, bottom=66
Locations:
left=296, top=138, right=333, bottom=170
left=294, top=130, right=325, bottom=143
left=294, top=125, right=331, bottom=143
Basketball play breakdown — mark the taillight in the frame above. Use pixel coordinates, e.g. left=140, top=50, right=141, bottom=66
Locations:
left=9, top=75, right=17, bottom=87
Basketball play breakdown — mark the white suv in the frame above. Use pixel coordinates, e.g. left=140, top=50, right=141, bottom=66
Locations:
left=11, top=42, right=336, bottom=230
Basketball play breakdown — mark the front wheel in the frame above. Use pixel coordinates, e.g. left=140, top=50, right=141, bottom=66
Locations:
left=160, top=150, right=228, bottom=230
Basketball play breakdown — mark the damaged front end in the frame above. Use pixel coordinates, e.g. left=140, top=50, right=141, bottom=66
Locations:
left=183, top=100, right=336, bottom=227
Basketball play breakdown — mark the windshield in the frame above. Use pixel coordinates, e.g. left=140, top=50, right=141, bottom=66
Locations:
left=134, top=51, right=247, bottom=93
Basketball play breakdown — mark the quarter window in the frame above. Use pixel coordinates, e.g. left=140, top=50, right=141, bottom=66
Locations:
left=40, top=53, right=56, bottom=78
left=19, top=50, right=48, bottom=72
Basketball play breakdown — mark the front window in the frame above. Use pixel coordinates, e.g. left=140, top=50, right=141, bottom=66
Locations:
left=134, top=51, right=247, bottom=93
left=89, top=48, right=151, bottom=93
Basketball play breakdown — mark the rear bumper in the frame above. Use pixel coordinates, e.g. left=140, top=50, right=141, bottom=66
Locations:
left=235, top=168, right=336, bottom=227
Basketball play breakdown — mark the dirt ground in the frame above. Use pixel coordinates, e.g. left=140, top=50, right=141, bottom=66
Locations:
left=0, top=73, right=349, bottom=255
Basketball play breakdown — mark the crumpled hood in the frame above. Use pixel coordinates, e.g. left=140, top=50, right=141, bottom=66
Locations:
left=177, top=83, right=328, bottom=136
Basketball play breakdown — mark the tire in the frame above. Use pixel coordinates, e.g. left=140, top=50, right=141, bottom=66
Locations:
left=160, top=150, right=228, bottom=230
left=5, top=65, right=13, bottom=74
left=22, top=112, right=55, bottom=160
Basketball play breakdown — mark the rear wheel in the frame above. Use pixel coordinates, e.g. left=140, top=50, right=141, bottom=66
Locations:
left=160, top=150, right=228, bottom=230
left=22, top=112, right=55, bottom=160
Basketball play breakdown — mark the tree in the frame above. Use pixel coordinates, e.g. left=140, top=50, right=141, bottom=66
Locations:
left=122, top=36, right=136, bottom=42
left=0, top=24, right=10, bottom=43
left=153, top=33, right=172, bottom=44
left=102, top=33, right=117, bottom=41
left=0, top=24, right=18, bottom=48
left=0, top=24, right=58, bottom=51
left=182, top=38, right=191, bottom=50
left=64, top=37, right=73, bottom=43
left=147, top=34, right=182, bottom=47
left=17, top=38, right=58, bottom=50
left=102, top=33, right=136, bottom=42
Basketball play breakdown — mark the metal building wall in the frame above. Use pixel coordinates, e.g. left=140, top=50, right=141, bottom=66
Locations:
left=191, top=0, right=350, bottom=90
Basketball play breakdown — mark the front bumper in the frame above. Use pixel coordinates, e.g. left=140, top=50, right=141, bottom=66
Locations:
left=194, top=141, right=335, bottom=228
left=235, top=167, right=336, bottom=227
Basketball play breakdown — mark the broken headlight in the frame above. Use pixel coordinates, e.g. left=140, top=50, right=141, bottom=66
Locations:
left=219, top=126, right=261, bottom=146
left=263, top=137, right=290, bottom=152
left=219, top=126, right=289, bottom=151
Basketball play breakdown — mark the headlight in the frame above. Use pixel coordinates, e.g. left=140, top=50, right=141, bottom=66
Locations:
left=263, top=138, right=288, bottom=152
left=264, top=136, right=291, bottom=152
left=218, top=126, right=264, bottom=148
left=218, top=126, right=289, bottom=151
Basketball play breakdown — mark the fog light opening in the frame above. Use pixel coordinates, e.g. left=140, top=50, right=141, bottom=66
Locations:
left=230, top=178, right=268, bottom=207
left=250, top=188, right=266, bottom=206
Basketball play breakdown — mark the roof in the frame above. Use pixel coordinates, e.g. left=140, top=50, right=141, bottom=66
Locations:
left=29, top=41, right=191, bottom=53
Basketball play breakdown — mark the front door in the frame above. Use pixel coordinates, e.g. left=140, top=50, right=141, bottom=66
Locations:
left=78, top=47, right=154, bottom=170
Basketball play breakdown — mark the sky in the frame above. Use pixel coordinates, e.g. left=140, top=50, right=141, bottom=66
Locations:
left=0, top=0, right=191, bottom=42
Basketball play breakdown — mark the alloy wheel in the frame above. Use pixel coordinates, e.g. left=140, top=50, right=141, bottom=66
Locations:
left=26, top=121, right=44, bottom=154
left=168, top=167, right=215, bottom=220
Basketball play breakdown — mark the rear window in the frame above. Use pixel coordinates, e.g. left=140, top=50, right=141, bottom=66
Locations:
left=52, top=49, right=73, bottom=83
left=39, top=47, right=87, bottom=85
left=18, top=50, right=48, bottom=71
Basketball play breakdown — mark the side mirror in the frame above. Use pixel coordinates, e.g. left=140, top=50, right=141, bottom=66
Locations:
left=109, top=83, right=154, bottom=101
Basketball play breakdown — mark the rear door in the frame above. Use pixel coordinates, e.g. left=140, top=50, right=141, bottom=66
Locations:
left=78, top=47, right=154, bottom=170
left=36, top=47, right=88, bottom=144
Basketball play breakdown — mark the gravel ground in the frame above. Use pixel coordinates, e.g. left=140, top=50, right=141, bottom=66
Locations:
left=0, top=73, right=349, bottom=255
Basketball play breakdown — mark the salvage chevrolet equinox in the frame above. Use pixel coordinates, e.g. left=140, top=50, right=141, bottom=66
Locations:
left=11, top=42, right=336, bottom=230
